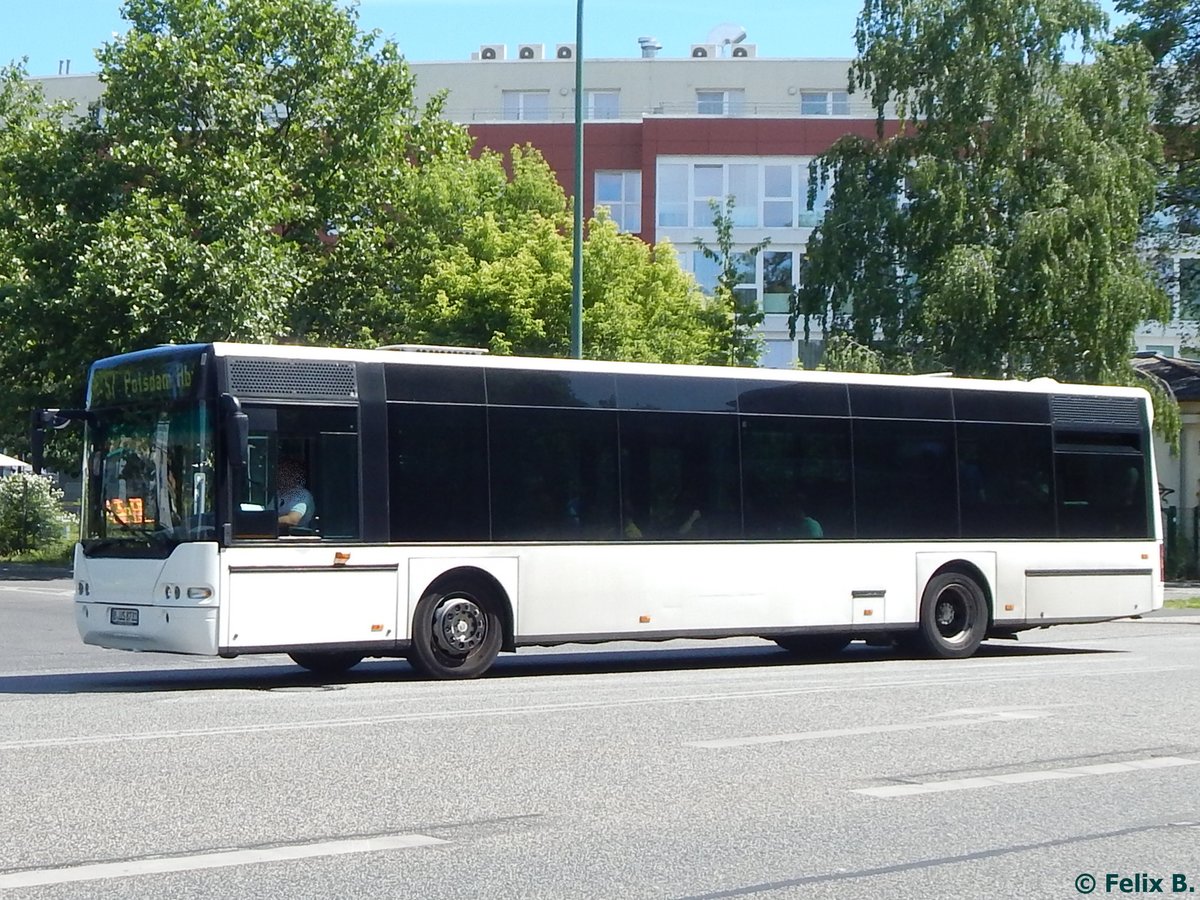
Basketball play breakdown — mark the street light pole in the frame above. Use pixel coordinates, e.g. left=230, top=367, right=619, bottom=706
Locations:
left=570, top=0, right=584, bottom=359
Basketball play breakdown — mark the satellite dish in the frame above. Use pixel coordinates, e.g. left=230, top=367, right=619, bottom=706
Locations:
left=706, top=23, right=747, bottom=55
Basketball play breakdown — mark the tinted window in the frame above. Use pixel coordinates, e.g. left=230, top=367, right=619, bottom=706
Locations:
left=849, top=384, right=953, bottom=420
left=616, top=375, right=739, bottom=413
left=741, top=416, right=853, bottom=539
left=233, top=405, right=359, bottom=541
left=487, top=369, right=616, bottom=408
left=737, top=381, right=849, bottom=417
left=389, top=404, right=489, bottom=541
left=958, top=424, right=1055, bottom=538
left=489, top=408, right=620, bottom=540
left=954, top=390, right=1049, bottom=424
left=854, top=420, right=957, bottom=538
left=385, top=364, right=485, bottom=405
left=1056, top=452, right=1150, bottom=538
left=619, top=412, right=741, bottom=540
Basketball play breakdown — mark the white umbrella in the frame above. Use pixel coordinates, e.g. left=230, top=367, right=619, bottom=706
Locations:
left=0, top=453, right=32, bottom=470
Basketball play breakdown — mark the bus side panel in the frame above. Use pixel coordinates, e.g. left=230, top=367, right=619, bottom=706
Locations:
left=1026, top=570, right=1156, bottom=621
left=509, top=544, right=919, bottom=638
left=223, top=549, right=399, bottom=650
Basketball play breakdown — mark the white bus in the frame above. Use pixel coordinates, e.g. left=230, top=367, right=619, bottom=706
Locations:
left=34, top=342, right=1162, bottom=678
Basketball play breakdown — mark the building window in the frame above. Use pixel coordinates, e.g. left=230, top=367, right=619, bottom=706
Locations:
left=764, top=165, right=794, bottom=227
left=798, top=170, right=830, bottom=227
left=693, top=164, right=724, bottom=225
left=658, top=159, right=829, bottom=230
left=800, top=91, right=850, bottom=116
left=595, top=170, right=642, bottom=233
left=691, top=250, right=756, bottom=304
left=657, top=164, right=688, bottom=227
left=696, top=89, right=745, bottom=116
left=502, top=90, right=550, bottom=121
left=762, top=250, right=797, bottom=315
left=1179, top=257, right=1200, bottom=320
left=587, top=90, right=620, bottom=120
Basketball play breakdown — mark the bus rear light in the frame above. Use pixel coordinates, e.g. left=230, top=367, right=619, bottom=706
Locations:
left=187, top=587, right=212, bottom=600
left=1160, top=542, right=1165, bottom=581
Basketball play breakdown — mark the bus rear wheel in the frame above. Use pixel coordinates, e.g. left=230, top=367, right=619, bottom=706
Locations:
left=288, top=651, right=364, bottom=674
left=409, top=587, right=502, bottom=679
left=916, top=572, right=988, bottom=659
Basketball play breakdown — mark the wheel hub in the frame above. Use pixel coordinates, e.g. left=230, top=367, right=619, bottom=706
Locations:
left=935, top=590, right=968, bottom=640
left=432, top=596, right=486, bottom=655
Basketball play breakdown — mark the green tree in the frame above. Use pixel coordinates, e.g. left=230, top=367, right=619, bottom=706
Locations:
left=0, top=0, right=462, bottom=457
left=695, top=196, right=767, bottom=367
left=402, top=148, right=727, bottom=362
left=0, top=473, right=71, bottom=556
left=0, top=1, right=735, bottom=466
left=1116, top=0, right=1200, bottom=227
left=794, top=0, right=1168, bottom=389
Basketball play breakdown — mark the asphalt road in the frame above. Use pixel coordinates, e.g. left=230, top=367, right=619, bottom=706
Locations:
left=1, top=577, right=1198, bottom=899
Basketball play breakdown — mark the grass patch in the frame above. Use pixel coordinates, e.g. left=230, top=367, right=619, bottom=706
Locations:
left=0, top=540, right=74, bottom=566
left=1165, top=597, right=1200, bottom=609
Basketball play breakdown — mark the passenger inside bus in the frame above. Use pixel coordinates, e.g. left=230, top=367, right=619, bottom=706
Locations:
left=795, top=497, right=824, bottom=539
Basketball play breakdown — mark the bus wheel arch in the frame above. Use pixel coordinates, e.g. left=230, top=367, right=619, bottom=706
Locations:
left=409, top=567, right=512, bottom=679
left=915, top=562, right=992, bottom=659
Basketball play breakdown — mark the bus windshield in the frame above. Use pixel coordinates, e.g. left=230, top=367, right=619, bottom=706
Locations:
left=82, top=400, right=214, bottom=557
left=82, top=348, right=216, bottom=561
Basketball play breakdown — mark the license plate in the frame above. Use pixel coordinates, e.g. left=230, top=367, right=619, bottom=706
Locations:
left=109, top=607, right=139, bottom=626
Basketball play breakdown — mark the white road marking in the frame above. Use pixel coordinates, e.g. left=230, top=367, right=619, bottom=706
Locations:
left=855, top=756, right=1200, bottom=798
left=0, top=586, right=73, bottom=596
left=0, top=664, right=1190, bottom=753
left=0, top=833, right=447, bottom=890
left=686, top=708, right=1050, bottom=748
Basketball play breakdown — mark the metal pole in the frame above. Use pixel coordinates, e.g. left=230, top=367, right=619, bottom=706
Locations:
left=570, top=0, right=584, bottom=359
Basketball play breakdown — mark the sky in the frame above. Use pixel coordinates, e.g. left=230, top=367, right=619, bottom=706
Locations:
left=3, top=0, right=1131, bottom=78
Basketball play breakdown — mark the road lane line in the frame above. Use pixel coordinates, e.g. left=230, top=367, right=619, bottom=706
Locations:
left=0, top=833, right=447, bottom=890
left=855, top=756, right=1200, bottom=798
left=685, top=709, right=1050, bottom=748
left=0, top=664, right=1190, bottom=753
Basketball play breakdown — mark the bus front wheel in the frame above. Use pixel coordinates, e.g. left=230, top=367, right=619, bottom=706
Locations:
left=916, top=572, right=988, bottom=659
left=409, top=587, right=502, bottom=679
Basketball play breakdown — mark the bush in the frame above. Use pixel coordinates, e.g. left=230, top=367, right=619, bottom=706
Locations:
left=0, top=472, right=76, bottom=556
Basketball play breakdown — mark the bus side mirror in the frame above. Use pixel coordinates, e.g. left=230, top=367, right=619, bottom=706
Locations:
left=220, top=394, right=249, bottom=468
left=30, top=408, right=94, bottom=475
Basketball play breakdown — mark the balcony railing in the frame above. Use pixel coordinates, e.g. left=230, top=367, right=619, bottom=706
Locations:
left=443, top=97, right=886, bottom=124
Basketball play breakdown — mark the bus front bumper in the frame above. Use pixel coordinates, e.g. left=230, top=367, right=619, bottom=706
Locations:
left=75, top=602, right=219, bottom=655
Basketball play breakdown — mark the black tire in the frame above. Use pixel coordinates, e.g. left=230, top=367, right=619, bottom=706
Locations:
left=774, top=634, right=850, bottom=655
left=915, top=571, right=988, bottom=659
left=408, top=586, right=503, bottom=679
left=288, top=651, right=364, bottom=674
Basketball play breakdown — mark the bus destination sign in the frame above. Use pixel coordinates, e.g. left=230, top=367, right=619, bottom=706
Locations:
left=90, top=357, right=200, bottom=407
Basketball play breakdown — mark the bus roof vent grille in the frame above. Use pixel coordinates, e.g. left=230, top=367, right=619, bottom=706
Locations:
left=1050, top=395, right=1141, bottom=429
left=228, top=359, right=357, bottom=399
